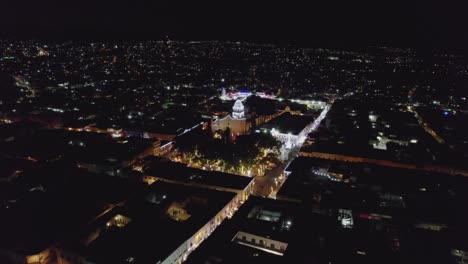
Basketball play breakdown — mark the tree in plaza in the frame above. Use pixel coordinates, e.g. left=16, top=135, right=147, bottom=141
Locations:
left=173, top=123, right=283, bottom=176
left=254, top=132, right=281, bottom=151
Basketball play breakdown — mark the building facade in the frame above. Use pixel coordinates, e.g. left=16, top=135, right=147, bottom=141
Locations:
left=211, top=100, right=251, bottom=136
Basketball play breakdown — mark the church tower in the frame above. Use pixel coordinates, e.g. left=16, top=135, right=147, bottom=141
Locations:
left=232, top=100, right=245, bottom=119
left=211, top=99, right=250, bottom=136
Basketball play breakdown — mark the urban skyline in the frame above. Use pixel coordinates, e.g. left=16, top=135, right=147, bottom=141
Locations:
left=1, top=2, right=468, bottom=264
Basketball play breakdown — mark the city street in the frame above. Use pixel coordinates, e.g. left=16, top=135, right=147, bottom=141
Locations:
left=252, top=100, right=334, bottom=198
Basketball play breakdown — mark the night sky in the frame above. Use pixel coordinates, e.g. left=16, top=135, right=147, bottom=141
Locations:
left=2, top=1, right=468, bottom=50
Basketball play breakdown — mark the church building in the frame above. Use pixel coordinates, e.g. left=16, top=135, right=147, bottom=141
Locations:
left=211, top=100, right=251, bottom=137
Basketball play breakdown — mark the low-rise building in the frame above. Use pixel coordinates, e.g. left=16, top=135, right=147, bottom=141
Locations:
left=61, top=181, right=243, bottom=264
left=260, top=113, right=316, bottom=148
left=186, top=197, right=307, bottom=263
left=212, top=99, right=251, bottom=136
left=142, top=157, right=255, bottom=205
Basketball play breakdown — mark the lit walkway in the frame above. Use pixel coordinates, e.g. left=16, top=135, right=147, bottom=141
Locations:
left=253, top=98, right=335, bottom=198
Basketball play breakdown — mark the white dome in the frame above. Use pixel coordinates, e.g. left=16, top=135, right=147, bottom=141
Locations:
left=232, top=100, right=245, bottom=119
left=233, top=100, right=244, bottom=111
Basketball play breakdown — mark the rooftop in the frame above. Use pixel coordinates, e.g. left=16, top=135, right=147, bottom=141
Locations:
left=81, top=181, right=236, bottom=264
left=143, top=157, right=253, bottom=191
left=0, top=164, right=140, bottom=257
left=0, top=129, right=154, bottom=165
left=261, top=113, right=315, bottom=135
left=186, top=197, right=309, bottom=264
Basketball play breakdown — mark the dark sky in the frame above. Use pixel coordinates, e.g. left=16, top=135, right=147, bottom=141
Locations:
left=2, top=1, right=468, bottom=50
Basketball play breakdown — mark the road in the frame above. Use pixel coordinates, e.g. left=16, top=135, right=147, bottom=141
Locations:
left=408, top=106, right=445, bottom=144
left=253, top=148, right=299, bottom=198
left=407, top=88, right=444, bottom=144
left=252, top=99, right=334, bottom=198
left=253, top=162, right=284, bottom=198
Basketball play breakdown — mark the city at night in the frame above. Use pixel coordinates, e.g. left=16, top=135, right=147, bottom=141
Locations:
left=1, top=2, right=468, bottom=264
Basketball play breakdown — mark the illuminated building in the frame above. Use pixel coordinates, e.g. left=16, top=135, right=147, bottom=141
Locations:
left=338, top=209, right=354, bottom=228
left=232, top=231, right=288, bottom=256
left=211, top=99, right=251, bottom=136
left=260, top=113, right=315, bottom=149
left=232, top=100, right=245, bottom=119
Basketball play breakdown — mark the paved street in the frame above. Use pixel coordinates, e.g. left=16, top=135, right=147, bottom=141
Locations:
left=252, top=100, right=334, bottom=198
left=253, top=148, right=297, bottom=197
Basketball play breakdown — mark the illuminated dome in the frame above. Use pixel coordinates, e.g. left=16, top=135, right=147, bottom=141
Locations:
left=232, top=100, right=245, bottom=119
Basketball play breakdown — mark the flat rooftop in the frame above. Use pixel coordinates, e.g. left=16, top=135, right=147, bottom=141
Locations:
left=0, top=164, right=140, bottom=258
left=82, top=181, right=236, bottom=264
left=186, top=196, right=307, bottom=264
left=143, top=157, right=253, bottom=191
left=0, top=129, right=153, bottom=165
left=261, top=112, right=315, bottom=135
